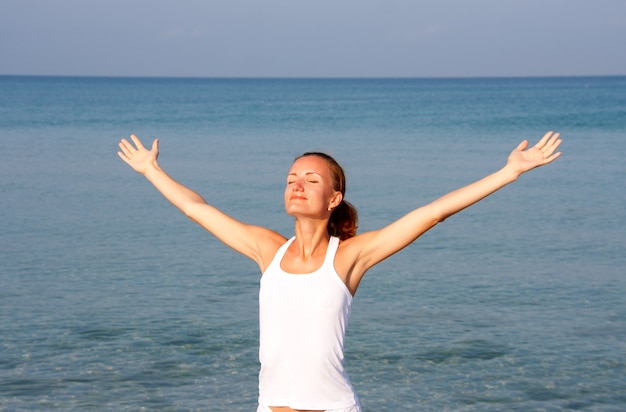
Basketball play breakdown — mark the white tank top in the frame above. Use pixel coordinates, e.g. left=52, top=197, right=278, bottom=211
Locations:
left=258, top=236, right=358, bottom=410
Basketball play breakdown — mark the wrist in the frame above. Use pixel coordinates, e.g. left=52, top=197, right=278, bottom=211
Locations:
left=501, top=163, right=523, bottom=183
left=143, top=160, right=162, bottom=179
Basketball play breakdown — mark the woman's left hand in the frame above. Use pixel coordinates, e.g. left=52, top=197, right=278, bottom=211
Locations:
left=507, top=131, right=562, bottom=175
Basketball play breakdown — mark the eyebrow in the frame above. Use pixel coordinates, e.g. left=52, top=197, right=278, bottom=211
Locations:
left=288, top=171, right=323, bottom=177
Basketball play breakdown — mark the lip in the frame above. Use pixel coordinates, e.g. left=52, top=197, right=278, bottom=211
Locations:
left=289, top=195, right=307, bottom=200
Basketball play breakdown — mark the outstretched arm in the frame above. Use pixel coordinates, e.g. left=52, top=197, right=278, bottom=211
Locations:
left=346, top=132, right=562, bottom=281
left=418, top=131, right=562, bottom=225
left=117, top=135, right=284, bottom=269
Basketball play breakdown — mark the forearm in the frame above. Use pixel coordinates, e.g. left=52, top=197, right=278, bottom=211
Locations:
left=143, top=161, right=207, bottom=214
left=430, top=164, right=521, bottom=222
left=136, top=155, right=276, bottom=266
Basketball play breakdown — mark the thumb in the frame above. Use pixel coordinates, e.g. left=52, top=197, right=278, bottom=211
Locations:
left=151, top=138, right=159, bottom=152
left=515, top=139, right=529, bottom=151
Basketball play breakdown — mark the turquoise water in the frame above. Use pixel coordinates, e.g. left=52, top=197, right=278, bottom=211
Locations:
left=1, top=76, right=625, bottom=411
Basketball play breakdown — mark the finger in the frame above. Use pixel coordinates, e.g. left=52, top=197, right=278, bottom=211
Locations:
left=547, top=132, right=561, bottom=150
left=542, top=134, right=562, bottom=157
left=118, top=139, right=134, bottom=157
left=117, top=150, right=131, bottom=164
left=543, top=151, right=562, bottom=164
left=130, top=134, right=145, bottom=150
left=534, top=131, right=554, bottom=149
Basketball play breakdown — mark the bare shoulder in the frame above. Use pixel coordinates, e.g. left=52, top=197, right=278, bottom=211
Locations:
left=252, top=227, right=288, bottom=273
left=336, top=230, right=379, bottom=265
left=335, top=231, right=379, bottom=293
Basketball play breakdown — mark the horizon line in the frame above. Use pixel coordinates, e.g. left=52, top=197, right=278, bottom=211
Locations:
left=1, top=73, right=625, bottom=81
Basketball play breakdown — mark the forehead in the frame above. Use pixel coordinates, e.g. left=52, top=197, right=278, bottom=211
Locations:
left=288, top=155, right=331, bottom=175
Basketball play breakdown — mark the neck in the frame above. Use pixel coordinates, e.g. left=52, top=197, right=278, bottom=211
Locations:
left=292, top=219, right=330, bottom=258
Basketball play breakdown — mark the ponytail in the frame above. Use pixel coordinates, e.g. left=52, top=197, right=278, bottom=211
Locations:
left=328, top=199, right=358, bottom=240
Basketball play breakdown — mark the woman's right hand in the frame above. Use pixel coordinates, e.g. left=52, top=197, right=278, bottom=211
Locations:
left=117, top=134, right=159, bottom=175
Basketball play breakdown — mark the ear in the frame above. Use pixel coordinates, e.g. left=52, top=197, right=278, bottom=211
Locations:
left=329, top=191, right=343, bottom=210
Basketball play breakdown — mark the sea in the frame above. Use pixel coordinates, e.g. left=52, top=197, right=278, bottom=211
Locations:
left=1, top=76, right=625, bottom=411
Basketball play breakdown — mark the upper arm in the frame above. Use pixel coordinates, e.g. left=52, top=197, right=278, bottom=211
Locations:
left=349, top=166, right=515, bottom=273
left=345, top=204, right=440, bottom=278
left=183, top=201, right=286, bottom=271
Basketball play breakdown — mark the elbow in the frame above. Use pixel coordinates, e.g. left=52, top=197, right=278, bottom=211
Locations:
left=181, top=204, right=194, bottom=218
left=430, top=203, right=449, bottom=224
left=437, top=209, right=450, bottom=223
left=180, top=200, right=204, bottom=219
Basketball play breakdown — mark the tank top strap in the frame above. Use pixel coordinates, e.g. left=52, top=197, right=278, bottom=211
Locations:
left=275, top=236, right=296, bottom=260
left=272, top=236, right=296, bottom=266
left=322, top=236, right=340, bottom=269
left=264, top=237, right=295, bottom=275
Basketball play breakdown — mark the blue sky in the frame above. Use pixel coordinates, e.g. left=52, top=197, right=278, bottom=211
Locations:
left=1, top=0, right=624, bottom=78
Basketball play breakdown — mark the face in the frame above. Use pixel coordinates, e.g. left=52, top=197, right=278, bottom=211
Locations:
left=284, top=155, right=342, bottom=218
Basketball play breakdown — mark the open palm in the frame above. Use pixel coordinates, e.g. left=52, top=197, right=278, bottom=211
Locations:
left=117, top=134, right=159, bottom=174
left=507, top=131, right=562, bottom=174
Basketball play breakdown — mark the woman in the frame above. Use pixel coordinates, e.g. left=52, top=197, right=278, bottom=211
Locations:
left=118, top=131, right=562, bottom=412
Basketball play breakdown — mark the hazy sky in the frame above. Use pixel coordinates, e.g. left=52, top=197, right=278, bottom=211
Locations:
left=1, top=0, right=625, bottom=78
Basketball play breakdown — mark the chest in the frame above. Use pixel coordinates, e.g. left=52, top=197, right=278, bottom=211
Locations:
left=260, top=270, right=352, bottom=324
